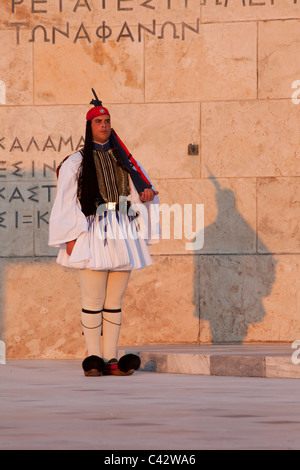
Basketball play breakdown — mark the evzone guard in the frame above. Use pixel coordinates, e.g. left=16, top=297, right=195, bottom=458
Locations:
left=49, top=90, right=160, bottom=376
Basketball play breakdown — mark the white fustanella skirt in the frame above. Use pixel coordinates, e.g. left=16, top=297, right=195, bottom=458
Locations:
left=55, top=211, right=153, bottom=271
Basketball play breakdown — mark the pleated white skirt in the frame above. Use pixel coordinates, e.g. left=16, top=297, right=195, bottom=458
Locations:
left=56, top=211, right=153, bottom=271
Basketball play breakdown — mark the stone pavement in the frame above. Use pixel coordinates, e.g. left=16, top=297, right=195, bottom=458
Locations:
left=0, top=345, right=300, bottom=451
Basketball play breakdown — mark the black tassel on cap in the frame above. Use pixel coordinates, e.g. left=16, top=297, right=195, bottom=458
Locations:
left=90, top=88, right=103, bottom=107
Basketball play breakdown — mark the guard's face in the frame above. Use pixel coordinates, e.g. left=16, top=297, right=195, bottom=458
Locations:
left=91, top=115, right=111, bottom=143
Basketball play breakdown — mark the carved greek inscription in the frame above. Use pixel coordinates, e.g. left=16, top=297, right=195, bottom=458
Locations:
left=0, top=134, right=83, bottom=238
left=9, top=20, right=201, bottom=45
left=8, top=0, right=298, bottom=45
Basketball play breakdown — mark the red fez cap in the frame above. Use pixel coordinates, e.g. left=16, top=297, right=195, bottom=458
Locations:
left=86, top=106, right=110, bottom=121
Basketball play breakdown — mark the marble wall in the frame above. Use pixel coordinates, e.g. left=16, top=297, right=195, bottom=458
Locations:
left=0, top=0, right=300, bottom=358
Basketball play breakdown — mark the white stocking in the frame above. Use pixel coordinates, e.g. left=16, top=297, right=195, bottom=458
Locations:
left=81, top=309, right=102, bottom=357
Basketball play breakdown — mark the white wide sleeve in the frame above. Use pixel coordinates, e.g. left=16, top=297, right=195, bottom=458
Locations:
left=48, top=156, right=88, bottom=248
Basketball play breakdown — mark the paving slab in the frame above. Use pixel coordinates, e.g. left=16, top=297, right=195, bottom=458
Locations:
left=0, top=352, right=300, bottom=450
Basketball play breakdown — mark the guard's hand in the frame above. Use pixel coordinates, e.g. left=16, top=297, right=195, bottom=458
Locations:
left=140, top=188, right=159, bottom=203
left=66, top=240, right=76, bottom=256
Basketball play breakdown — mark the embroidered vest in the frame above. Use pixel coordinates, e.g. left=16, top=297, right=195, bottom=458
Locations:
left=93, top=148, right=130, bottom=204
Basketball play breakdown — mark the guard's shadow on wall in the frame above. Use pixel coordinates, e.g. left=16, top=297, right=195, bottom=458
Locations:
left=193, top=172, right=277, bottom=344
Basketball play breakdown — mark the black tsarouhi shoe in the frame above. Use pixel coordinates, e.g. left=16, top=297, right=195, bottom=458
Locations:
left=82, top=355, right=105, bottom=377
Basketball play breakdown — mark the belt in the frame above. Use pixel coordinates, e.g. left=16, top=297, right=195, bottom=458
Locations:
left=96, top=200, right=135, bottom=216
left=101, top=202, right=118, bottom=211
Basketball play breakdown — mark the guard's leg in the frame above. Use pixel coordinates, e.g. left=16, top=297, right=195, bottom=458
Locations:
left=102, top=271, right=140, bottom=375
left=79, top=270, right=108, bottom=376
left=81, top=308, right=103, bottom=357
left=101, top=270, right=131, bottom=362
left=81, top=308, right=105, bottom=376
